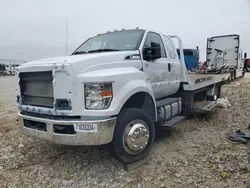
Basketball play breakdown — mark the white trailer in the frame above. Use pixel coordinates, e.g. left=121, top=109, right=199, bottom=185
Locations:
left=205, top=34, right=245, bottom=80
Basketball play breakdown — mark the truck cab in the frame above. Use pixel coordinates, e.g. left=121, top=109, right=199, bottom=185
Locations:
left=16, top=28, right=229, bottom=164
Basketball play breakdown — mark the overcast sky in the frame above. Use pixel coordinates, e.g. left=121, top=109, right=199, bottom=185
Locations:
left=0, top=0, right=250, bottom=62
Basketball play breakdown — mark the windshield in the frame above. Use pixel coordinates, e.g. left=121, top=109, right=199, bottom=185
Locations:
left=72, top=30, right=144, bottom=54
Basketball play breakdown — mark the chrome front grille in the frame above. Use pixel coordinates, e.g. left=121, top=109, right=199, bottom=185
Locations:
left=19, top=71, right=54, bottom=108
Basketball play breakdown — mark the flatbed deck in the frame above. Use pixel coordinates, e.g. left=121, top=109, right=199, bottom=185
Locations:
left=183, top=73, right=230, bottom=91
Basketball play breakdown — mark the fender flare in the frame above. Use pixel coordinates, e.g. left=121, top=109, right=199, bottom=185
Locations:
left=113, top=79, right=157, bottom=122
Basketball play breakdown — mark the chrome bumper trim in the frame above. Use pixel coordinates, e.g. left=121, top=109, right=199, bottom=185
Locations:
left=18, top=113, right=117, bottom=146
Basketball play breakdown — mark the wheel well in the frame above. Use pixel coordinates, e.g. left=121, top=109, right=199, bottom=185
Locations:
left=121, top=92, right=156, bottom=121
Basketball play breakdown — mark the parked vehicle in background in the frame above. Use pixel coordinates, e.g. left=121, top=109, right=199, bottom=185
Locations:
left=205, top=34, right=246, bottom=80
left=5, top=62, right=22, bottom=75
left=0, top=60, right=26, bottom=75
left=0, top=64, right=8, bottom=76
left=16, top=28, right=234, bottom=165
left=244, top=58, right=250, bottom=72
left=177, top=47, right=200, bottom=72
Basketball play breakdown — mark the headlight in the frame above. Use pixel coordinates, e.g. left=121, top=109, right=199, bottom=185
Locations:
left=84, top=83, right=113, bottom=110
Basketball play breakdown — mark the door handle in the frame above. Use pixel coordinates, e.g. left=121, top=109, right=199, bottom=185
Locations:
left=168, top=63, right=171, bottom=71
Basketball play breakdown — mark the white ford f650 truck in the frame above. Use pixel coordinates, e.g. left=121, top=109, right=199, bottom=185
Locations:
left=16, top=29, right=231, bottom=164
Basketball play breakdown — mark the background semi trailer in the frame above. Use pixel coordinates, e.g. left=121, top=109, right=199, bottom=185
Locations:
left=204, top=34, right=246, bottom=80
left=16, top=29, right=232, bottom=164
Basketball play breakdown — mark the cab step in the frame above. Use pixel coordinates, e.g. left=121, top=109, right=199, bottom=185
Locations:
left=162, top=115, right=185, bottom=128
left=192, top=100, right=217, bottom=113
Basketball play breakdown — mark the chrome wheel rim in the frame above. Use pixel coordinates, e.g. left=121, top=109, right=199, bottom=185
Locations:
left=122, top=120, right=150, bottom=155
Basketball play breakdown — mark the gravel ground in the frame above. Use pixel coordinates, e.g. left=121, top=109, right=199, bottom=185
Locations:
left=1, top=75, right=250, bottom=188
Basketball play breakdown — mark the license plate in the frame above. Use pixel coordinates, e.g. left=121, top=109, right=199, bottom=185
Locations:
left=74, top=123, right=97, bottom=133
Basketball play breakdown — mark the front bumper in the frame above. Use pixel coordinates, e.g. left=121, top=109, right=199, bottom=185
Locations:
left=18, top=113, right=117, bottom=146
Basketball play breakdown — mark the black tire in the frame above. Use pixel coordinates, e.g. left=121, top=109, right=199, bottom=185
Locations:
left=242, top=68, right=246, bottom=78
left=216, top=84, right=221, bottom=98
left=233, top=69, right=236, bottom=80
left=230, top=70, right=234, bottom=81
left=110, top=108, right=155, bottom=164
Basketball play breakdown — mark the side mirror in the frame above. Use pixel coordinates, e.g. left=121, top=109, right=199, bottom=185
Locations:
left=143, top=42, right=161, bottom=61
left=244, top=52, right=247, bottom=59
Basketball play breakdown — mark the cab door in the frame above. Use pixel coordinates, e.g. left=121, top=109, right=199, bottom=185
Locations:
left=162, top=36, right=181, bottom=93
left=141, top=32, right=173, bottom=99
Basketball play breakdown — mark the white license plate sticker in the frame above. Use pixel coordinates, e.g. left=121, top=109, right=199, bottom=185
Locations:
left=74, top=123, right=97, bottom=133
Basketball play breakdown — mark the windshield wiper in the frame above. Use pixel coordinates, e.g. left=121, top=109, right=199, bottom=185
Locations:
left=87, top=49, right=120, bottom=53
left=72, top=49, right=119, bottom=55
left=72, top=51, right=87, bottom=55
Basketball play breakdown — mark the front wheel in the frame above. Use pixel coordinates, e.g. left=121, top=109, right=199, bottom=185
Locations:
left=110, top=108, right=155, bottom=164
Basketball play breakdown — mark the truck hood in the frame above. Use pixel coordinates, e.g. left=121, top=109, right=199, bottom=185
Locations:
left=19, top=50, right=142, bottom=74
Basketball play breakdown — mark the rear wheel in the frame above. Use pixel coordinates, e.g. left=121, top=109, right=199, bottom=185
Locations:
left=233, top=69, right=236, bottom=80
left=230, top=70, right=234, bottom=81
left=111, top=108, right=155, bottom=164
left=242, top=67, right=246, bottom=77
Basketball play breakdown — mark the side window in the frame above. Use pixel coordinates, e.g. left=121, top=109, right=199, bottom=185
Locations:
left=143, top=32, right=167, bottom=57
left=164, top=37, right=178, bottom=60
left=166, top=46, right=175, bottom=59
left=170, top=46, right=178, bottom=60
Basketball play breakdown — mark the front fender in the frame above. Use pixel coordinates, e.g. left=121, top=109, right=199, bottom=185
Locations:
left=112, top=78, right=157, bottom=118
left=77, top=67, right=157, bottom=119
